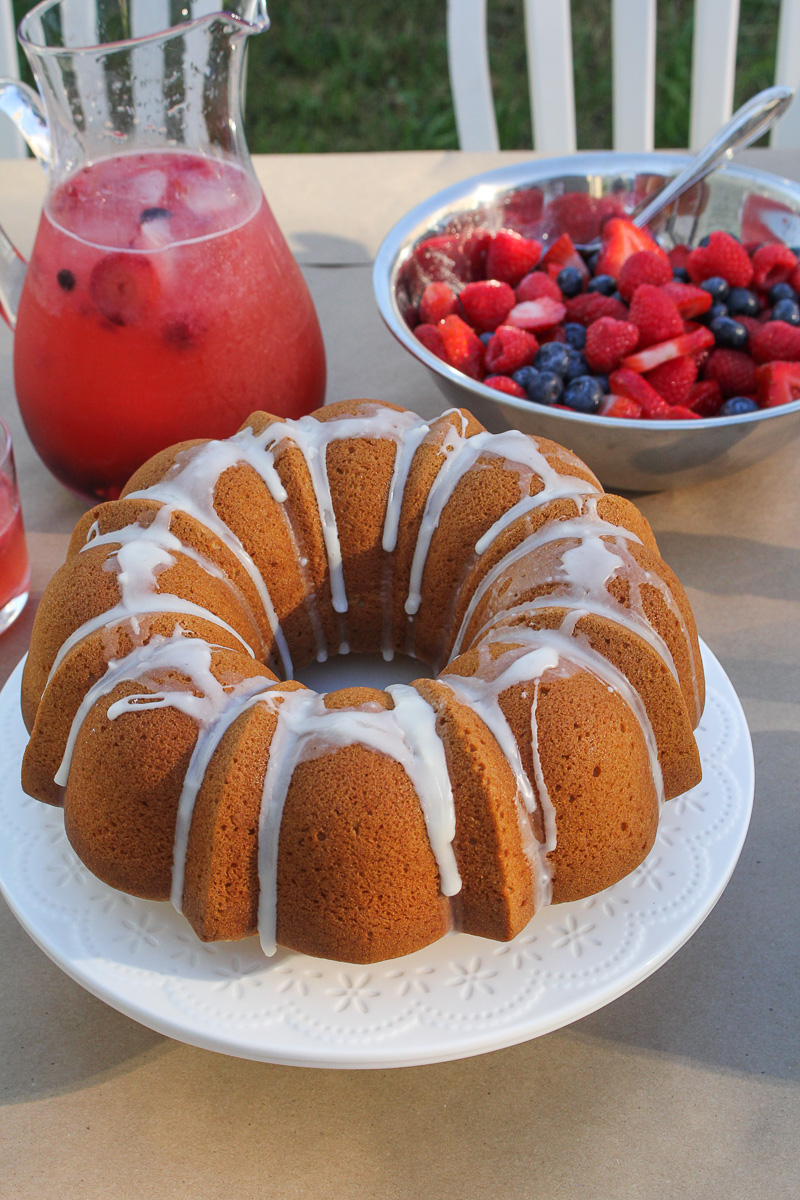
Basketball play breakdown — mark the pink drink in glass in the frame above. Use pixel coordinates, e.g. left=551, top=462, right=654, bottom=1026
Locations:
left=14, top=152, right=326, bottom=501
left=0, top=421, right=29, bottom=633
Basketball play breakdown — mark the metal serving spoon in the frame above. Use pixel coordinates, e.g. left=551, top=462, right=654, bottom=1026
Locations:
left=576, top=84, right=795, bottom=250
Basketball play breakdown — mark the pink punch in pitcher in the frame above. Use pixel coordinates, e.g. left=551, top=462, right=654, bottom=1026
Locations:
left=0, top=0, right=326, bottom=501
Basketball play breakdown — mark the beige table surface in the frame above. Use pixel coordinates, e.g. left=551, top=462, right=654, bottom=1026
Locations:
left=0, top=149, right=798, bottom=1199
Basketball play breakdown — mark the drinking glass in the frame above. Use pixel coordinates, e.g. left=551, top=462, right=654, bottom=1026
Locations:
left=0, top=418, right=30, bottom=634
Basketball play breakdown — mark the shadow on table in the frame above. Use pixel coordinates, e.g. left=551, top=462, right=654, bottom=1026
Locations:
left=656, top=530, right=800, bottom=602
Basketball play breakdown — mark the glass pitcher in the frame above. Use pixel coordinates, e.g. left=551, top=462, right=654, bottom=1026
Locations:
left=0, top=0, right=326, bottom=501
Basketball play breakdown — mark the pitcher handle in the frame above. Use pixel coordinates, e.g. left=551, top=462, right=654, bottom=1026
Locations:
left=0, top=79, right=50, bottom=329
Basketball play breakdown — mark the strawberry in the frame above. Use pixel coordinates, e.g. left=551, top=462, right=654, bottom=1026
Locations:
left=564, top=292, right=628, bottom=326
left=662, top=406, right=701, bottom=420
left=644, top=355, right=698, bottom=405
left=584, top=317, right=639, bottom=373
left=686, top=231, right=753, bottom=288
left=702, top=348, right=758, bottom=397
left=609, top=367, right=673, bottom=418
left=750, top=320, right=800, bottom=364
left=599, top=394, right=643, bottom=418
left=789, top=262, right=800, bottom=295
left=414, top=323, right=448, bottom=361
left=751, top=242, right=797, bottom=291
left=405, top=232, right=490, bottom=293
left=439, top=314, right=486, bottom=379
left=686, top=380, right=723, bottom=417
left=617, top=250, right=672, bottom=301
left=485, top=324, right=539, bottom=374
left=486, top=230, right=542, bottom=286
left=89, top=253, right=159, bottom=325
left=484, top=374, right=528, bottom=398
left=419, top=281, right=459, bottom=325
left=459, top=280, right=516, bottom=331
left=594, top=217, right=666, bottom=279
left=515, top=271, right=563, bottom=303
left=540, top=232, right=590, bottom=283
left=506, top=297, right=566, bottom=331
left=628, top=284, right=684, bottom=348
left=755, top=360, right=800, bottom=407
left=660, top=281, right=713, bottom=318
left=622, top=327, right=714, bottom=373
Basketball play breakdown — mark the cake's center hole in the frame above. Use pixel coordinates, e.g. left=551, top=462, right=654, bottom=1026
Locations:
left=293, top=652, right=436, bottom=694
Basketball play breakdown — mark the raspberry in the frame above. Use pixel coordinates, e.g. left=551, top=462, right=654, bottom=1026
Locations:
left=628, top=284, right=684, bottom=348
left=564, top=292, right=628, bottom=326
left=644, top=355, right=697, bottom=405
left=414, top=323, right=447, bottom=361
left=660, top=281, right=713, bottom=318
left=439, top=314, right=486, bottom=379
left=483, top=375, right=528, bottom=398
left=687, top=380, right=723, bottom=417
left=751, top=242, right=797, bottom=290
left=515, top=271, right=562, bottom=303
left=594, top=217, right=665, bottom=279
left=584, top=317, right=639, bottom=373
left=544, top=192, right=599, bottom=244
left=617, top=251, right=672, bottom=301
left=506, top=297, right=566, bottom=331
left=458, top=280, right=516, bottom=331
left=738, top=315, right=763, bottom=341
left=537, top=325, right=567, bottom=344
left=89, top=253, right=160, bottom=325
left=418, top=282, right=459, bottom=325
left=662, top=406, right=701, bottom=420
left=702, top=348, right=757, bottom=397
left=484, top=325, right=539, bottom=374
left=668, top=244, right=691, bottom=270
left=485, top=229, right=542, bottom=286
left=750, top=321, right=800, bottom=364
left=608, top=367, right=673, bottom=417
left=686, top=231, right=753, bottom=288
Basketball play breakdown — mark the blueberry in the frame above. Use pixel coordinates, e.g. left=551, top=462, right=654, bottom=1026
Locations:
left=609, top=290, right=623, bottom=304
left=770, top=298, right=800, bottom=326
left=512, top=365, right=539, bottom=390
left=527, top=370, right=563, bottom=405
left=672, top=267, right=690, bottom=283
left=563, top=376, right=603, bottom=413
left=583, top=250, right=600, bottom=274
left=719, top=396, right=759, bottom=416
left=726, top=287, right=759, bottom=317
left=534, top=342, right=571, bottom=377
left=57, top=268, right=76, bottom=291
left=700, top=276, right=730, bottom=303
left=479, top=331, right=493, bottom=347
left=706, top=302, right=729, bottom=323
left=768, top=281, right=799, bottom=305
left=592, top=373, right=611, bottom=393
left=564, top=322, right=586, bottom=350
left=564, top=348, right=589, bottom=381
left=698, top=234, right=711, bottom=247
left=556, top=266, right=584, bottom=298
left=710, top=316, right=748, bottom=349
left=140, top=206, right=172, bottom=223
left=587, top=274, right=616, bottom=296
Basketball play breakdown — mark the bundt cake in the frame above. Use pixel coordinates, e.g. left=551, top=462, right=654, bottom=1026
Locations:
left=20, top=399, right=705, bottom=964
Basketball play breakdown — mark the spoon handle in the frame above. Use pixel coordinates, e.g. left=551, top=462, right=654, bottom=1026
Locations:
left=632, top=85, right=795, bottom=230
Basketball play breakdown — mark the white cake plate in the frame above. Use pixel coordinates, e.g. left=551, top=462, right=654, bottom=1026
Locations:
left=0, top=642, right=753, bottom=1069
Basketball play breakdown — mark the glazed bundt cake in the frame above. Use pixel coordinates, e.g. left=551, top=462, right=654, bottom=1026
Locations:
left=21, top=399, right=704, bottom=963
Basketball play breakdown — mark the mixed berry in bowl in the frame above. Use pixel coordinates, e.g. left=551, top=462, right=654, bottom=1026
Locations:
left=402, top=209, right=800, bottom=421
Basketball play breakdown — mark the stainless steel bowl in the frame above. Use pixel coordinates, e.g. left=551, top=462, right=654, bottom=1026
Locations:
left=373, top=151, right=800, bottom=491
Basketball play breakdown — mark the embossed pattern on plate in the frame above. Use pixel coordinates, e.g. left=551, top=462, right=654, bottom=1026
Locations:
left=0, top=644, right=753, bottom=1068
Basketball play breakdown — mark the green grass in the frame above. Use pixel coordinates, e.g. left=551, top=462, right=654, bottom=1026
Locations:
left=12, top=0, right=783, bottom=153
